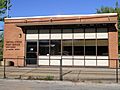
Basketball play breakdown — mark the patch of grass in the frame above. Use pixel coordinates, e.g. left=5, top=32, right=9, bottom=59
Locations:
left=44, top=76, right=54, bottom=80
left=26, top=75, right=54, bottom=80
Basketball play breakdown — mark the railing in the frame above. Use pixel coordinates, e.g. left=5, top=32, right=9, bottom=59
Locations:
left=0, top=57, right=119, bottom=83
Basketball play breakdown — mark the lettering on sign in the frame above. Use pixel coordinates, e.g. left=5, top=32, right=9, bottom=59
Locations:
left=6, top=41, right=22, bottom=51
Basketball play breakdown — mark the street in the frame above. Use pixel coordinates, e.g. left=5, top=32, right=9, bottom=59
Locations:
left=0, top=79, right=120, bottom=90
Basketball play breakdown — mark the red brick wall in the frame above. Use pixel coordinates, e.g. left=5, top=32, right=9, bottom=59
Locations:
left=3, top=24, right=25, bottom=66
left=108, top=24, right=118, bottom=68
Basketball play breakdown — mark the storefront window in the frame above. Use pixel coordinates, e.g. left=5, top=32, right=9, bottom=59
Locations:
left=97, top=46, right=108, bottom=56
left=97, top=40, right=108, bottom=56
left=74, top=40, right=84, bottom=55
left=62, top=40, right=72, bottom=55
left=50, top=40, right=61, bottom=55
left=85, top=40, right=96, bottom=55
left=39, top=40, right=49, bottom=55
left=85, top=46, right=96, bottom=55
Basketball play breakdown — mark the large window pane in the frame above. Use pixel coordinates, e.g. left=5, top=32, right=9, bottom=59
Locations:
left=62, top=40, right=72, bottom=55
left=85, top=46, right=96, bottom=55
left=85, top=40, right=96, bottom=55
left=39, top=40, right=49, bottom=55
left=74, top=40, right=84, bottom=55
left=50, top=40, right=61, bottom=55
left=97, top=46, right=108, bottom=56
left=97, top=40, right=108, bottom=46
left=85, top=39, right=96, bottom=46
left=97, top=40, right=108, bottom=56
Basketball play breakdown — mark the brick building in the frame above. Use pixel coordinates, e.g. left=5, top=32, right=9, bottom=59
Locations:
left=3, top=13, right=118, bottom=68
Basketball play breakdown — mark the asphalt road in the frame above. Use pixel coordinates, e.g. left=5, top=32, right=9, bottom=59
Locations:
left=0, top=79, right=120, bottom=90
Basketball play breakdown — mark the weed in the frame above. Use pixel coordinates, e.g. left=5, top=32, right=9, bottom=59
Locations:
left=26, top=75, right=54, bottom=80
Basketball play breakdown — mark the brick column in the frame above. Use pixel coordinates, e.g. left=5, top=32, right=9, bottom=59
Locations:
left=108, top=24, right=118, bottom=68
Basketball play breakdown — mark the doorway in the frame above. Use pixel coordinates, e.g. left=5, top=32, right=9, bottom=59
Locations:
left=26, top=41, right=37, bottom=65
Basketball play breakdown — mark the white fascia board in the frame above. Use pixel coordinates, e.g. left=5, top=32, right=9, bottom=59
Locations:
left=5, top=13, right=117, bottom=20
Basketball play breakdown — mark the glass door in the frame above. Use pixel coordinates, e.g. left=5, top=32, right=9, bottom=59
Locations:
left=26, top=41, right=37, bottom=65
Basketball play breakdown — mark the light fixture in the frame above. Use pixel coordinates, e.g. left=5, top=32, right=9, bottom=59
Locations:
left=19, top=33, right=22, bottom=38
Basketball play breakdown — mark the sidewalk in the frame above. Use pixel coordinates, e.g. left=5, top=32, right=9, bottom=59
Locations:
left=0, top=66, right=120, bottom=83
left=0, top=79, right=120, bottom=90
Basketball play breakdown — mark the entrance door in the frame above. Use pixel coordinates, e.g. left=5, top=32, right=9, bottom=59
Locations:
left=26, top=41, right=37, bottom=64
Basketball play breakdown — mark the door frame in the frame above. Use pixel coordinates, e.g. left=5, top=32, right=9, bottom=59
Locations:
left=26, top=40, right=38, bottom=65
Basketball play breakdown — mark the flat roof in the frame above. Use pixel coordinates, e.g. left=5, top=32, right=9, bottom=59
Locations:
left=5, top=13, right=117, bottom=20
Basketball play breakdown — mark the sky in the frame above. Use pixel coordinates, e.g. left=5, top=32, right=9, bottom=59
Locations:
left=0, top=0, right=119, bottom=30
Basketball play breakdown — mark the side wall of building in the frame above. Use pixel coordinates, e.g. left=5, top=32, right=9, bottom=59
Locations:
left=3, top=24, right=25, bottom=66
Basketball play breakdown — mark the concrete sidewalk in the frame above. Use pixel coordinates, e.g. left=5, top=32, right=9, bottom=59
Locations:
left=0, top=79, right=120, bottom=90
left=0, top=66, right=120, bottom=83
